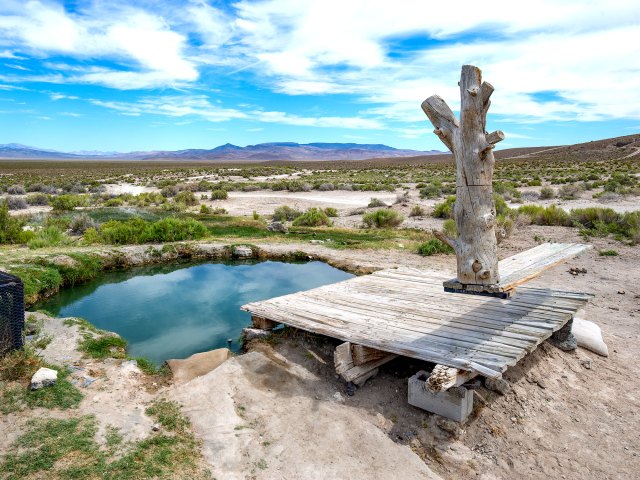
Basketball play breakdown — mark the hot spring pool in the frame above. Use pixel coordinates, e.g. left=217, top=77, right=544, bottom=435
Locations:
left=35, top=260, right=353, bottom=365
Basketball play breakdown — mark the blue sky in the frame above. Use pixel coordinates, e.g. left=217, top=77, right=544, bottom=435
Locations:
left=0, top=0, right=639, bottom=153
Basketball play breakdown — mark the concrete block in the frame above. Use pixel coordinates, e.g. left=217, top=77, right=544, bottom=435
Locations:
left=408, top=371, right=473, bottom=422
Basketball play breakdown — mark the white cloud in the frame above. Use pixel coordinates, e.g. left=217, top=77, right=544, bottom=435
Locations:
left=4, top=63, right=29, bottom=71
left=0, top=0, right=198, bottom=88
left=0, top=49, right=24, bottom=58
left=49, top=92, right=78, bottom=101
left=1, top=0, right=638, bottom=127
left=0, top=83, right=27, bottom=90
left=231, top=0, right=640, bottom=123
left=90, top=94, right=382, bottom=129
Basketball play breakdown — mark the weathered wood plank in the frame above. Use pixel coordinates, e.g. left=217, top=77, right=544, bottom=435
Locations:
left=427, top=365, right=477, bottom=392
left=440, top=242, right=591, bottom=294
left=334, top=342, right=396, bottom=385
left=251, top=315, right=278, bottom=330
left=241, top=265, right=590, bottom=378
left=351, top=344, right=389, bottom=365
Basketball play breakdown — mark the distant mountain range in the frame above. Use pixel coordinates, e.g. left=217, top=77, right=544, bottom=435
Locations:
left=0, top=142, right=441, bottom=161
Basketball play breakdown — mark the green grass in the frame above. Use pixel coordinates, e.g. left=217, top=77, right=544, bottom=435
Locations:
left=27, top=226, right=75, bottom=249
left=132, top=357, right=169, bottom=376
left=9, top=253, right=107, bottom=305
left=0, top=348, right=83, bottom=414
left=96, top=217, right=208, bottom=245
left=146, top=399, right=190, bottom=432
left=416, top=239, right=454, bottom=256
left=69, top=319, right=166, bottom=374
left=362, top=209, right=404, bottom=228
left=598, top=249, right=620, bottom=256
left=78, top=335, right=128, bottom=360
left=292, top=208, right=332, bottom=227
left=0, top=402, right=210, bottom=479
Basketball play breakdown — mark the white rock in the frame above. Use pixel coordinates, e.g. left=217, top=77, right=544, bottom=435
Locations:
left=233, top=246, right=253, bottom=258
left=30, top=367, right=58, bottom=390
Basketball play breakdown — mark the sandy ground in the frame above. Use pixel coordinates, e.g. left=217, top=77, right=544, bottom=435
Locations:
left=6, top=183, right=639, bottom=218
left=104, top=183, right=155, bottom=195
left=0, top=313, right=160, bottom=454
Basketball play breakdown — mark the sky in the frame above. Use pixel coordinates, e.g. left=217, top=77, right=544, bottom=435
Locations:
left=0, top=0, right=639, bottom=153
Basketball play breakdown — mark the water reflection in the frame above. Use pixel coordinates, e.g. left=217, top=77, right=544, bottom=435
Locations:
left=36, top=260, right=353, bottom=364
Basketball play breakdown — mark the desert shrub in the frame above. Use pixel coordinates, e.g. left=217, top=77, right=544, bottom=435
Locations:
left=27, top=226, right=73, bottom=249
left=419, top=182, right=445, bottom=199
left=143, top=217, right=208, bottom=242
left=161, top=201, right=187, bottom=213
left=527, top=178, right=542, bottom=186
left=0, top=201, right=26, bottom=244
left=177, top=182, right=199, bottom=192
left=368, top=198, right=386, bottom=208
left=26, top=183, right=44, bottom=193
left=82, top=227, right=100, bottom=245
left=285, top=181, right=306, bottom=192
left=197, top=180, right=213, bottom=191
left=7, top=184, right=25, bottom=195
left=104, top=197, right=124, bottom=207
left=318, top=183, right=335, bottom=191
left=395, top=191, right=410, bottom=204
left=442, top=218, right=457, bottom=238
left=97, top=217, right=208, bottom=245
left=212, top=207, right=227, bottom=215
left=200, top=204, right=211, bottom=214
left=409, top=205, right=425, bottom=217
left=362, top=209, right=404, bottom=228
left=324, top=207, right=338, bottom=217
left=66, top=183, right=86, bottom=194
left=572, top=210, right=639, bottom=243
left=160, top=185, right=179, bottom=197
left=598, top=249, right=619, bottom=256
left=602, top=173, right=637, bottom=194
left=495, top=214, right=514, bottom=244
left=292, top=208, right=332, bottom=227
left=558, top=183, right=584, bottom=200
left=50, top=194, right=85, bottom=212
left=272, top=205, right=302, bottom=222
left=417, top=239, right=453, bottom=256
left=26, top=193, right=49, bottom=206
left=516, top=204, right=570, bottom=226
left=570, top=207, right=619, bottom=228
left=210, top=189, right=228, bottom=200
left=70, top=214, right=99, bottom=234
left=241, top=184, right=260, bottom=192
left=539, top=186, right=556, bottom=199
left=4, top=196, right=28, bottom=210
left=432, top=195, right=456, bottom=219
left=174, top=191, right=197, bottom=206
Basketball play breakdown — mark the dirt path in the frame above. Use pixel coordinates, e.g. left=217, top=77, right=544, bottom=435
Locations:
left=618, top=146, right=640, bottom=159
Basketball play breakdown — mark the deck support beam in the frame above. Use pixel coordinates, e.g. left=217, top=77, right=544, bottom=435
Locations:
left=251, top=315, right=278, bottom=330
left=426, top=364, right=478, bottom=392
left=334, top=342, right=396, bottom=387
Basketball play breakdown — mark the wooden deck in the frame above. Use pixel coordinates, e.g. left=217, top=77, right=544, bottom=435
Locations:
left=443, top=242, right=591, bottom=296
left=242, top=262, right=592, bottom=378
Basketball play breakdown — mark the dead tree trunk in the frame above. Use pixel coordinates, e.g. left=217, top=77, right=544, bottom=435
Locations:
left=422, top=65, right=504, bottom=286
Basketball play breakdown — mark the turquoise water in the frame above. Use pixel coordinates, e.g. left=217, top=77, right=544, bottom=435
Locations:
left=36, top=261, right=352, bottom=365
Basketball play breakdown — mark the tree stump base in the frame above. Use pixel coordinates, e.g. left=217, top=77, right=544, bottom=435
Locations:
left=443, top=278, right=514, bottom=299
